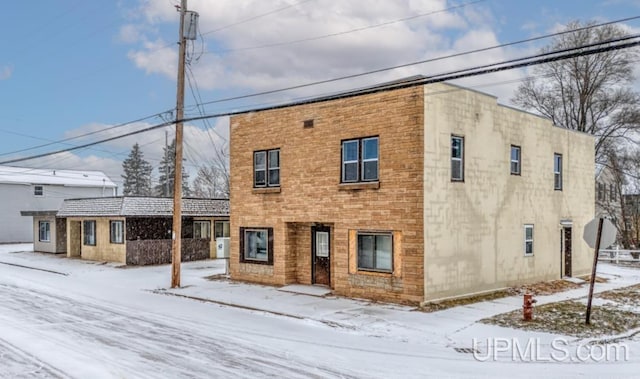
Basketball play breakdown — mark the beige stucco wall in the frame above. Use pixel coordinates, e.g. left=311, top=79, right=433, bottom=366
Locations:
left=66, top=217, right=126, bottom=263
left=423, top=83, right=595, bottom=302
left=32, top=216, right=58, bottom=253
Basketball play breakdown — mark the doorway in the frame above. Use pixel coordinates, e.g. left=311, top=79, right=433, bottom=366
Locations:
left=563, top=227, right=572, bottom=277
left=311, top=225, right=330, bottom=286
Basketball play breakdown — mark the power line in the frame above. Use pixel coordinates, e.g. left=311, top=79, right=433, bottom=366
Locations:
left=0, top=110, right=172, bottom=157
left=192, top=15, right=640, bottom=109
left=2, top=35, right=637, bottom=166
left=205, top=0, right=486, bottom=55
left=201, top=0, right=313, bottom=36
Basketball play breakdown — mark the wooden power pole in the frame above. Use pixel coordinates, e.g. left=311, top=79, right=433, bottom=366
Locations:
left=171, top=0, right=188, bottom=288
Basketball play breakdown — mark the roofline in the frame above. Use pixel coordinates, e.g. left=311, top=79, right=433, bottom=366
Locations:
left=230, top=75, right=430, bottom=116
left=20, top=210, right=58, bottom=217
left=62, top=195, right=229, bottom=201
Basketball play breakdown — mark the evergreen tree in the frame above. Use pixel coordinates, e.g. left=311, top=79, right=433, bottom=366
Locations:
left=121, top=143, right=153, bottom=196
left=155, top=139, right=191, bottom=197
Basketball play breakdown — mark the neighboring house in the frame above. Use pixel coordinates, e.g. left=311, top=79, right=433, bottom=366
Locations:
left=622, top=194, right=640, bottom=248
left=229, top=80, right=595, bottom=305
left=5, top=165, right=116, bottom=243
left=595, top=163, right=623, bottom=248
left=54, top=196, right=229, bottom=264
left=595, top=164, right=621, bottom=220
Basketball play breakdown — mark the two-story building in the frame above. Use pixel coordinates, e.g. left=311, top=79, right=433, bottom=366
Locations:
left=4, top=165, right=116, bottom=243
left=229, top=80, right=595, bottom=304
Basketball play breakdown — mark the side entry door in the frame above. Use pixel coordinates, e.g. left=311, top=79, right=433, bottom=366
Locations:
left=311, top=225, right=330, bottom=286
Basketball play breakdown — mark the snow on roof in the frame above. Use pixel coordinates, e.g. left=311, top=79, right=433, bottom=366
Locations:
left=0, top=165, right=116, bottom=188
left=57, top=197, right=229, bottom=217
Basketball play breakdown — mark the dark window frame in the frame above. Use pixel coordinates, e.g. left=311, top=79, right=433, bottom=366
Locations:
left=110, top=220, right=124, bottom=244
left=239, top=227, right=274, bottom=265
left=510, top=145, right=521, bottom=175
left=610, top=183, right=616, bottom=202
left=83, top=220, right=97, bottom=246
left=38, top=220, right=51, bottom=242
left=341, top=136, right=379, bottom=183
left=254, top=149, right=280, bottom=188
left=597, top=182, right=604, bottom=201
left=554, top=153, right=563, bottom=190
left=193, top=220, right=211, bottom=239
left=356, top=231, right=394, bottom=273
left=451, top=135, right=464, bottom=182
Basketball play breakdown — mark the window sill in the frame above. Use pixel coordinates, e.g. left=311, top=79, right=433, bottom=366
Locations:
left=239, top=259, right=273, bottom=266
left=356, top=269, right=393, bottom=276
left=338, top=181, right=380, bottom=191
left=252, top=187, right=281, bottom=194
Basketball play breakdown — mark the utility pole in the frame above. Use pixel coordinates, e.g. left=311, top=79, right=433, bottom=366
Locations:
left=165, top=130, right=169, bottom=196
left=171, top=0, right=188, bottom=288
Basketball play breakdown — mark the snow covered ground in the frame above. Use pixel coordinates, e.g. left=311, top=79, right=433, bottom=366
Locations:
left=1, top=244, right=639, bottom=378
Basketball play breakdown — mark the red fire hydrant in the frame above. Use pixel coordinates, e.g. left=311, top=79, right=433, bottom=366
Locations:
left=523, top=293, right=537, bottom=321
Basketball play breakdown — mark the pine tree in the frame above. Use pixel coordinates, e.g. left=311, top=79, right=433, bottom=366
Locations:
left=155, top=139, right=191, bottom=197
left=121, top=143, right=153, bottom=196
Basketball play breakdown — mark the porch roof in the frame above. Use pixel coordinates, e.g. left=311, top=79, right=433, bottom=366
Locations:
left=57, top=196, right=229, bottom=217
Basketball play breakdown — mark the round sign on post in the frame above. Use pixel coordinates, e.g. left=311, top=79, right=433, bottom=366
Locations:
left=583, top=218, right=617, bottom=249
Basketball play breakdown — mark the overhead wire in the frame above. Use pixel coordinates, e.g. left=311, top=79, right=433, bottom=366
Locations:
left=0, top=110, right=172, bottom=157
left=200, top=0, right=314, bottom=36
left=2, top=34, right=637, bottom=166
left=192, top=15, right=640, bottom=109
left=205, top=0, right=487, bottom=55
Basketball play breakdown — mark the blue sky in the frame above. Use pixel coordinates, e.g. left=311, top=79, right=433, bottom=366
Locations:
left=0, top=0, right=639, bottom=189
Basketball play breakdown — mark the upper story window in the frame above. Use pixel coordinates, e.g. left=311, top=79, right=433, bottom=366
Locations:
left=610, top=184, right=616, bottom=202
left=254, top=149, right=280, bottom=187
left=110, top=220, right=124, bottom=244
left=342, top=137, right=379, bottom=183
left=38, top=221, right=50, bottom=242
left=554, top=153, right=563, bottom=190
left=193, top=220, right=211, bottom=239
left=597, top=183, right=604, bottom=201
left=34, top=185, right=44, bottom=197
left=510, top=145, right=521, bottom=175
left=451, top=135, right=464, bottom=181
left=83, top=220, right=96, bottom=246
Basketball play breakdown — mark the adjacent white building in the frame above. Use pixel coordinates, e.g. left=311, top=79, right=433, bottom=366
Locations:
left=3, top=165, right=116, bottom=243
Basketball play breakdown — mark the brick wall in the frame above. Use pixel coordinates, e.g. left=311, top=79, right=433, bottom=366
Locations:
left=230, top=86, right=425, bottom=304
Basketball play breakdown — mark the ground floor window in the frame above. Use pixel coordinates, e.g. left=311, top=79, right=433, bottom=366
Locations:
left=38, top=221, right=50, bottom=242
left=83, top=220, right=96, bottom=246
left=239, top=227, right=273, bottom=265
left=524, top=224, right=534, bottom=256
left=194, top=220, right=211, bottom=239
left=357, top=232, right=393, bottom=272
left=110, top=220, right=124, bottom=244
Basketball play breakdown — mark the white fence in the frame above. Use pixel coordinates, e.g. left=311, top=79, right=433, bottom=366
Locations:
left=598, top=246, right=640, bottom=263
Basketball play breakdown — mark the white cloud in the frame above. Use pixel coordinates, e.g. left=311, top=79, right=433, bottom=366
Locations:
left=118, top=24, right=144, bottom=44
left=0, top=65, right=12, bottom=80
left=121, top=0, right=528, bottom=103
left=128, top=39, right=177, bottom=77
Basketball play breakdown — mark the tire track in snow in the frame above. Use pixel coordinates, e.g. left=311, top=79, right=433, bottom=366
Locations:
left=0, top=283, right=363, bottom=378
